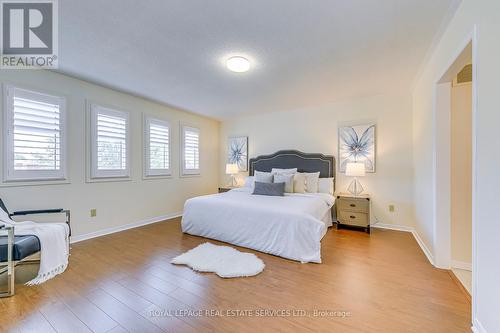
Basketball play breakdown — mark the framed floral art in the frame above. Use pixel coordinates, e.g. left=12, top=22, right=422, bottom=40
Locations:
left=227, top=136, right=248, bottom=172
left=338, top=124, right=376, bottom=173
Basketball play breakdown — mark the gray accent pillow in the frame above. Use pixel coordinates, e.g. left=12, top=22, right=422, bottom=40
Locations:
left=252, top=181, right=285, bottom=196
left=254, top=171, right=273, bottom=183
left=273, top=173, right=294, bottom=193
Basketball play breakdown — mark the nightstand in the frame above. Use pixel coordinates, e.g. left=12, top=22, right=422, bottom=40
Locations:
left=335, top=193, right=371, bottom=233
left=218, top=187, right=237, bottom=193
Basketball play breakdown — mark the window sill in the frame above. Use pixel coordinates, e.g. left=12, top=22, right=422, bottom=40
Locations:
left=0, top=179, right=70, bottom=188
left=85, top=176, right=132, bottom=184
left=180, top=173, right=201, bottom=178
left=142, top=174, right=173, bottom=180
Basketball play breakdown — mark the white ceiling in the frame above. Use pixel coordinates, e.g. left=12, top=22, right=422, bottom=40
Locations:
left=58, top=0, right=458, bottom=119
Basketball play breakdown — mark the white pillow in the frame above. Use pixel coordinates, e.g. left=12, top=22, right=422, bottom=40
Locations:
left=304, top=172, right=320, bottom=193
left=293, top=173, right=306, bottom=193
left=271, top=168, right=297, bottom=175
left=244, top=176, right=255, bottom=188
left=273, top=173, right=294, bottom=193
left=254, top=171, right=273, bottom=183
left=318, top=177, right=334, bottom=195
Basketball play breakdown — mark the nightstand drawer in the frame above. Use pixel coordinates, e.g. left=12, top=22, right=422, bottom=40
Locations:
left=337, top=198, right=369, bottom=212
left=338, top=211, right=369, bottom=227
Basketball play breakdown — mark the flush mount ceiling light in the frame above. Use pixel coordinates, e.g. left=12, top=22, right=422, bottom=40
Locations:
left=226, top=56, right=251, bottom=73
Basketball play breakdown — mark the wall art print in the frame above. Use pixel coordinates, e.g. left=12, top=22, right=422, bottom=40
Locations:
left=227, top=136, right=248, bottom=171
left=339, top=124, right=375, bottom=173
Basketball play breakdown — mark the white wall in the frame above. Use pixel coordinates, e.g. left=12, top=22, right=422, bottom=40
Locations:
left=451, top=82, right=472, bottom=265
left=0, top=70, right=220, bottom=238
left=412, top=0, right=500, bottom=330
left=220, top=93, right=415, bottom=228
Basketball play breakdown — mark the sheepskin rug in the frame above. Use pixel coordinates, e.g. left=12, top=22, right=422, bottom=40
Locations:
left=171, top=242, right=265, bottom=278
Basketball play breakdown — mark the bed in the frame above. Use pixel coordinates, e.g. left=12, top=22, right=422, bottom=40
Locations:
left=181, top=150, right=336, bottom=263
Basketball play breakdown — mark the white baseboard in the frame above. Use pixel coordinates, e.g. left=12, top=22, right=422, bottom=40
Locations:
left=70, top=211, right=182, bottom=244
left=372, top=223, right=435, bottom=266
left=472, top=318, right=487, bottom=333
left=452, top=260, right=472, bottom=271
left=411, top=229, right=435, bottom=266
left=371, top=223, right=414, bottom=232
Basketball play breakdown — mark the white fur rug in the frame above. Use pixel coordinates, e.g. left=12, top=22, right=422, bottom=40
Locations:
left=171, top=242, right=265, bottom=278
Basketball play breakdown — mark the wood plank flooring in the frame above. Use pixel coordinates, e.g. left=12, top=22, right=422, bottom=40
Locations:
left=0, top=218, right=471, bottom=332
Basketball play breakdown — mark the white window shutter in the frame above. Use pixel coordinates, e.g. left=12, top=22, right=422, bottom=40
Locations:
left=90, top=105, right=130, bottom=179
left=181, top=125, right=200, bottom=175
left=3, top=86, right=67, bottom=181
left=144, top=117, right=170, bottom=177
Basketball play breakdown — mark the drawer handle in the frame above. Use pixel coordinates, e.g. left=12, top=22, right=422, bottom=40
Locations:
left=350, top=215, right=356, bottom=219
left=350, top=204, right=356, bottom=207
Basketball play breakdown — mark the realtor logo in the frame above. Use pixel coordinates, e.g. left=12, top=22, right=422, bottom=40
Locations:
left=1, top=0, right=58, bottom=68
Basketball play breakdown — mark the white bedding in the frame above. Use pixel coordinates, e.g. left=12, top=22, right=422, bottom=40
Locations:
left=181, top=187, right=335, bottom=263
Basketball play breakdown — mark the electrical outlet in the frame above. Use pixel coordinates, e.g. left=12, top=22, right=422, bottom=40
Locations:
left=389, top=205, right=395, bottom=212
left=90, top=209, right=97, bottom=217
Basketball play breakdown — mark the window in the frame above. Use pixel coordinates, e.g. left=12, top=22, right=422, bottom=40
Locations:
left=181, top=125, right=200, bottom=175
left=144, top=117, right=171, bottom=177
left=90, top=104, right=130, bottom=179
left=3, top=85, right=67, bottom=182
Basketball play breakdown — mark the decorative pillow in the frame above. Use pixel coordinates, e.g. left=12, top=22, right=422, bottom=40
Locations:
left=318, top=177, right=334, bottom=195
left=273, top=173, right=294, bottom=193
left=252, top=181, right=285, bottom=196
left=271, top=168, right=298, bottom=175
left=244, top=176, right=255, bottom=188
left=254, top=171, right=273, bottom=183
left=293, top=173, right=307, bottom=193
left=304, top=172, right=321, bottom=193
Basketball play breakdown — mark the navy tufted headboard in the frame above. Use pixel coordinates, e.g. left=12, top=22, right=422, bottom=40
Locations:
left=248, top=150, right=335, bottom=189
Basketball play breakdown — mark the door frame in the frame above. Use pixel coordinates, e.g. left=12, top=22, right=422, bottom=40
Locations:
left=432, top=24, right=477, bottom=320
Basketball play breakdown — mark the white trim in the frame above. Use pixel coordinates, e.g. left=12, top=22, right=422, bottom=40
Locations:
left=470, top=25, right=479, bottom=328
left=435, top=31, right=475, bottom=83
left=0, top=179, right=70, bottom=187
left=411, top=229, right=435, bottom=266
left=433, top=81, right=452, bottom=269
left=451, top=260, right=472, bottom=271
left=70, top=211, right=182, bottom=244
left=371, top=224, right=435, bottom=266
left=371, top=223, right=414, bottom=232
left=472, top=318, right=487, bottom=333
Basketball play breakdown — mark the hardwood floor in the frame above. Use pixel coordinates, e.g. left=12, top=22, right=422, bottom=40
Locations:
left=0, top=218, right=471, bottom=332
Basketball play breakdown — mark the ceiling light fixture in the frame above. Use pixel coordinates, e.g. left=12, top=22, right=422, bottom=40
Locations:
left=226, top=56, right=250, bottom=73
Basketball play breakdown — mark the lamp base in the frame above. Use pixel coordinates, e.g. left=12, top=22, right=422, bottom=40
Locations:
left=348, top=178, right=364, bottom=196
left=227, top=174, right=237, bottom=188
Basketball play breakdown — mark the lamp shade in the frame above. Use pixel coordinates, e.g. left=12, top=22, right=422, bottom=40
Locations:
left=225, top=163, right=239, bottom=174
left=345, top=162, right=366, bottom=177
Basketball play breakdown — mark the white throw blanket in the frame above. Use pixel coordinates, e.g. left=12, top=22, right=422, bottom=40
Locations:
left=1, top=212, right=69, bottom=285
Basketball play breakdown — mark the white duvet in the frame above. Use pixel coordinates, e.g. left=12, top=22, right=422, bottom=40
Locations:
left=181, top=187, right=335, bottom=263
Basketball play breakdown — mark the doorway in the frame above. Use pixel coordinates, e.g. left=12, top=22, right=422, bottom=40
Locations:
left=450, top=64, right=472, bottom=294
left=433, top=33, right=476, bottom=313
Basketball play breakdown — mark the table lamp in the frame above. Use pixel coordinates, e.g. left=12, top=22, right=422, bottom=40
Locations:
left=346, top=162, right=365, bottom=196
left=225, top=163, right=239, bottom=187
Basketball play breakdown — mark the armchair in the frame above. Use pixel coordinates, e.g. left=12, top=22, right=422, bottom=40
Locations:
left=0, top=198, right=71, bottom=297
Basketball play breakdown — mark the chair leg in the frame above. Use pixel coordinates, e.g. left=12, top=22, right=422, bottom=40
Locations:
left=0, top=226, right=15, bottom=297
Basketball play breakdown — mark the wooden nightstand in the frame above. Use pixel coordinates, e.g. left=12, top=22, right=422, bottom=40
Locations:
left=218, top=187, right=237, bottom=193
left=335, top=193, right=371, bottom=233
